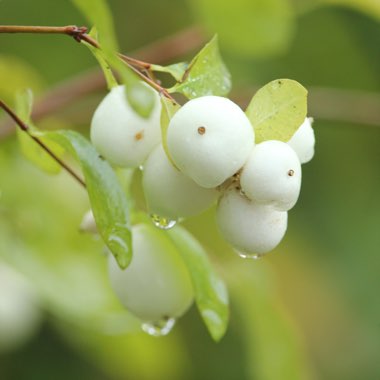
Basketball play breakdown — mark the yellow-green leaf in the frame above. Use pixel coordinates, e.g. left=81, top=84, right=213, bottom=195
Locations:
left=160, top=96, right=180, bottom=168
left=167, top=226, right=229, bottom=341
left=71, top=0, right=154, bottom=117
left=86, top=28, right=118, bottom=89
left=44, top=130, right=132, bottom=269
left=70, top=0, right=119, bottom=52
left=15, top=90, right=64, bottom=174
left=246, top=79, right=308, bottom=143
left=191, top=0, right=296, bottom=58
left=170, top=35, right=231, bottom=99
left=151, top=62, right=188, bottom=82
left=0, top=55, right=44, bottom=104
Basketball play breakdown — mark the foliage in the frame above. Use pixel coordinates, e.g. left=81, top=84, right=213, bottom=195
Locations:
left=1, top=0, right=380, bottom=379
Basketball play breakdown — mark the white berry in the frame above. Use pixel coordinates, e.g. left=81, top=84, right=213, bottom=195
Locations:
left=287, top=117, right=315, bottom=164
left=108, top=224, right=194, bottom=322
left=143, top=145, right=217, bottom=219
left=240, top=140, right=302, bottom=211
left=0, top=263, right=41, bottom=352
left=79, top=209, right=97, bottom=234
left=167, top=96, right=254, bottom=188
left=216, top=188, right=288, bottom=256
left=91, top=84, right=161, bottom=168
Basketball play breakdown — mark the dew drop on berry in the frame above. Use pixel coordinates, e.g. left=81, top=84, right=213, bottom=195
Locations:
left=141, top=317, right=176, bottom=337
left=234, top=249, right=263, bottom=260
left=150, top=214, right=177, bottom=230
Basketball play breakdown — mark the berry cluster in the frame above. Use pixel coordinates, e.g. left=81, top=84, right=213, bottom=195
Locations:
left=91, top=84, right=315, bottom=258
left=89, top=84, right=315, bottom=329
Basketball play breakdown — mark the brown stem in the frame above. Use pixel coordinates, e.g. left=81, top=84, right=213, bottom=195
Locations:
left=0, top=25, right=93, bottom=44
left=0, top=24, right=176, bottom=101
left=0, top=99, right=86, bottom=188
left=119, top=54, right=151, bottom=70
left=0, top=26, right=206, bottom=139
left=126, top=63, right=176, bottom=102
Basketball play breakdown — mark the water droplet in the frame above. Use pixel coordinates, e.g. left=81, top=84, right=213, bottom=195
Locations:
left=142, top=317, right=176, bottom=337
left=138, top=165, right=144, bottom=171
left=234, top=249, right=263, bottom=260
left=150, top=214, right=177, bottom=230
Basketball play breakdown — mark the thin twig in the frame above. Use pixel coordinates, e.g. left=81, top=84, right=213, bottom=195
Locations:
left=0, top=99, right=86, bottom=187
left=0, top=24, right=177, bottom=101
left=0, top=25, right=90, bottom=43
left=0, top=26, right=206, bottom=139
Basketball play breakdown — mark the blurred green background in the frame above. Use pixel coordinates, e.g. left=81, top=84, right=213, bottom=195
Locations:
left=1, top=0, right=380, bottom=379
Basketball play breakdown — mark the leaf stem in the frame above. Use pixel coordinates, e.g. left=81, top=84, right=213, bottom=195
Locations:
left=0, top=99, right=86, bottom=188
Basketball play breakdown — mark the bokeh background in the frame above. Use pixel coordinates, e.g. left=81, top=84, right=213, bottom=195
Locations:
left=1, top=0, right=380, bottom=379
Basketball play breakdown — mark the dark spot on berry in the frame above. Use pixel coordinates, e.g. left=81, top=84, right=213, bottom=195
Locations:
left=135, top=131, right=144, bottom=141
left=198, top=126, right=206, bottom=135
left=288, top=169, right=295, bottom=177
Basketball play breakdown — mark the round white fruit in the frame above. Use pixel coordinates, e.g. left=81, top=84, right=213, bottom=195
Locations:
left=167, top=96, right=254, bottom=188
left=79, top=209, right=98, bottom=234
left=108, top=224, right=194, bottom=322
left=142, top=145, right=217, bottom=219
left=0, top=263, right=42, bottom=352
left=287, top=117, right=315, bottom=164
left=91, top=84, right=161, bottom=168
left=216, top=187, right=288, bottom=256
left=240, top=140, right=302, bottom=211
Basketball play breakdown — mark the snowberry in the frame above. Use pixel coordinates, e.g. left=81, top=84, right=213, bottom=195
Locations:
left=240, top=140, right=302, bottom=211
left=90, top=84, right=161, bottom=168
left=79, top=209, right=97, bottom=234
left=167, top=96, right=254, bottom=188
left=142, top=144, right=217, bottom=220
left=287, top=117, right=315, bottom=164
left=216, top=187, right=288, bottom=256
left=108, top=224, right=194, bottom=323
left=0, top=263, right=41, bottom=352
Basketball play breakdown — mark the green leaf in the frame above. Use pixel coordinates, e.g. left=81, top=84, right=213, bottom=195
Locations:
left=123, top=78, right=155, bottom=119
left=160, top=95, right=180, bottom=168
left=0, top=55, right=45, bottom=104
left=170, top=35, right=231, bottom=99
left=70, top=0, right=119, bottom=52
left=191, top=0, right=296, bottom=58
left=15, top=88, right=34, bottom=121
left=246, top=79, right=308, bottom=143
left=85, top=28, right=118, bottom=89
left=71, top=0, right=154, bottom=117
left=14, top=90, right=64, bottom=174
left=44, top=130, right=132, bottom=269
left=167, top=226, right=229, bottom=341
left=337, top=0, right=380, bottom=19
left=151, top=62, right=188, bottom=82
left=319, top=0, right=380, bottom=20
